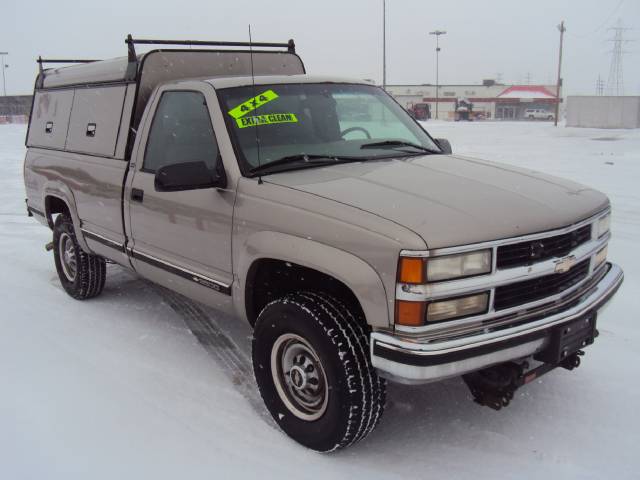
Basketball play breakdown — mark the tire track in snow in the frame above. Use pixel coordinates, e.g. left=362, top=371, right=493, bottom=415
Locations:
left=149, top=284, right=276, bottom=428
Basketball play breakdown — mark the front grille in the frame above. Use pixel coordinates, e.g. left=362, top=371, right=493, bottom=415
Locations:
left=494, top=259, right=590, bottom=311
left=496, top=224, right=592, bottom=269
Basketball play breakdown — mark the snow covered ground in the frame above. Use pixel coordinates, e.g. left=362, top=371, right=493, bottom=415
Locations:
left=1, top=121, right=638, bottom=479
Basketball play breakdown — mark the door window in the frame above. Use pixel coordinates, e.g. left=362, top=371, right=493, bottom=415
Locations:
left=143, top=91, right=220, bottom=172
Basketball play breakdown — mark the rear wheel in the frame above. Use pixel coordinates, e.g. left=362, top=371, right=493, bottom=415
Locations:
left=252, top=292, right=386, bottom=452
left=53, top=214, right=106, bottom=299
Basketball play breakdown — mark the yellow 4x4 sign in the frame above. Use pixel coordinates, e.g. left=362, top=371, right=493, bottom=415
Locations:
left=228, top=90, right=279, bottom=119
left=228, top=89, right=299, bottom=128
left=236, top=113, right=299, bottom=129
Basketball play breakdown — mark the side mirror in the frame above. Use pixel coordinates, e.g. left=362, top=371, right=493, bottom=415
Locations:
left=154, top=161, right=227, bottom=192
left=435, top=138, right=452, bottom=154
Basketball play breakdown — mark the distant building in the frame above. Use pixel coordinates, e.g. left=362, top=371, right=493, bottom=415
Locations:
left=0, top=95, right=32, bottom=124
left=385, top=81, right=559, bottom=120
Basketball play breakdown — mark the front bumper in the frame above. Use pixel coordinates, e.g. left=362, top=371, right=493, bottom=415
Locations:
left=371, top=262, right=624, bottom=384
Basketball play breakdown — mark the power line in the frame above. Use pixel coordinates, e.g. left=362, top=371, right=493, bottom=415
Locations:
left=566, top=0, right=625, bottom=39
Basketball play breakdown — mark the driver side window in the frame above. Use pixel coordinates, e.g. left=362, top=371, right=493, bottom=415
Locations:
left=143, top=91, right=220, bottom=173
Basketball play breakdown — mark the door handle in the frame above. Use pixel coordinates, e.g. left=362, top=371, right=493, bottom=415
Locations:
left=86, top=123, right=97, bottom=137
left=131, top=188, right=144, bottom=203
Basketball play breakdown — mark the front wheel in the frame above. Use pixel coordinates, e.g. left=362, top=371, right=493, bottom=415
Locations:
left=53, top=214, right=106, bottom=300
left=252, top=292, right=386, bottom=452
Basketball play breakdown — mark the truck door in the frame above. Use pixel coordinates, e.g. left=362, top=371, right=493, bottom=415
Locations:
left=126, top=86, right=234, bottom=307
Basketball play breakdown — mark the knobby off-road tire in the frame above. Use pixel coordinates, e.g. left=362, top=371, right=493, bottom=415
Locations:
left=53, top=214, right=106, bottom=300
left=252, top=291, right=386, bottom=452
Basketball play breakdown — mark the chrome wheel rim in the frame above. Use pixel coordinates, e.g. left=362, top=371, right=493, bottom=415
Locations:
left=59, top=232, right=77, bottom=282
left=271, top=333, right=329, bottom=421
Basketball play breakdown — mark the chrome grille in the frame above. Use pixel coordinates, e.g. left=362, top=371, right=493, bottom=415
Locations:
left=496, top=224, right=592, bottom=269
left=494, top=258, right=590, bottom=311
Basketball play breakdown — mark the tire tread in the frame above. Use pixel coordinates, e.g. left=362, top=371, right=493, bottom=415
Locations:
left=53, top=214, right=106, bottom=300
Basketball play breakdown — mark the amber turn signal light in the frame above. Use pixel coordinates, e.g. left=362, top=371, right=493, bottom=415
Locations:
left=395, top=300, right=426, bottom=327
left=398, top=257, right=425, bottom=284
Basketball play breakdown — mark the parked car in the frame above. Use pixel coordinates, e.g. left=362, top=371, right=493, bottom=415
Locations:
left=525, top=108, right=555, bottom=120
left=407, top=102, right=431, bottom=121
left=24, top=36, right=623, bottom=452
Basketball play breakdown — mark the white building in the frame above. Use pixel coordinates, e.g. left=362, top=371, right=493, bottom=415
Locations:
left=385, top=81, right=559, bottom=120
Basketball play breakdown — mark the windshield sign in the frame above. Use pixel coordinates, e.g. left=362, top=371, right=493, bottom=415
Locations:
left=218, top=83, right=441, bottom=175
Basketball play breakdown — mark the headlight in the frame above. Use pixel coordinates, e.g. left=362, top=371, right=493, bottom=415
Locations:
left=426, top=250, right=492, bottom=282
left=596, top=213, right=611, bottom=238
left=594, top=245, right=608, bottom=270
left=426, top=292, right=489, bottom=322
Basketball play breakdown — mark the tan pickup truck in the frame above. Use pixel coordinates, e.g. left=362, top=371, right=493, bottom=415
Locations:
left=24, top=36, right=623, bottom=452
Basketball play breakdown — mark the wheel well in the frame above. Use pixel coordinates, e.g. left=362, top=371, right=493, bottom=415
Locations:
left=245, top=259, right=366, bottom=328
left=45, top=196, right=70, bottom=228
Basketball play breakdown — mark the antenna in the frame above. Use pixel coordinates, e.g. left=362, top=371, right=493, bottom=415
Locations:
left=248, top=24, right=263, bottom=183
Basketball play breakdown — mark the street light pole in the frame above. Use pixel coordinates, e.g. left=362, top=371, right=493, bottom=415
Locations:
left=0, top=52, right=8, bottom=97
left=429, top=31, right=446, bottom=120
left=382, top=0, right=386, bottom=90
left=554, top=22, right=565, bottom=127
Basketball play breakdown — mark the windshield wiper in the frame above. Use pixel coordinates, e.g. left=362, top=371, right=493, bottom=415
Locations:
left=360, top=140, right=437, bottom=154
left=249, top=154, right=360, bottom=175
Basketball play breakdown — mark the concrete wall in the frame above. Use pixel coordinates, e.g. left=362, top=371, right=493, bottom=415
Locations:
left=566, top=96, right=640, bottom=129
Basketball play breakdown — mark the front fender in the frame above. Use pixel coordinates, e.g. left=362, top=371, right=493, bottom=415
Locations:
left=235, top=231, right=390, bottom=328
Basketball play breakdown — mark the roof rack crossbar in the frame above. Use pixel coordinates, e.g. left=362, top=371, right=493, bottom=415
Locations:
left=37, top=58, right=99, bottom=64
left=123, top=34, right=296, bottom=82
left=125, top=36, right=296, bottom=53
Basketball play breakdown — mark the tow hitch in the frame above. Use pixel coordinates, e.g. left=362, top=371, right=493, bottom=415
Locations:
left=463, top=313, right=598, bottom=411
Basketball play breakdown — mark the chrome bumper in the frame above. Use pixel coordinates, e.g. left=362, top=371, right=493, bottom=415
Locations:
left=371, top=262, right=624, bottom=384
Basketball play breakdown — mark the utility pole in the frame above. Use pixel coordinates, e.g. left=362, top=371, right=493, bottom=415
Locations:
left=525, top=72, right=532, bottom=85
left=429, top=30, right=446, bottom=120
left=596, top=75, right=605, bottom=95
left=382, top=0, right=386, bottom=90
left=0, top=52, right=8, bottom=97
left=554, top=21, right=565, bottom=127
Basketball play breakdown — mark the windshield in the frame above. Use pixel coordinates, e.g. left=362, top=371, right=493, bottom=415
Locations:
left=217, top=83, right=441, bottom=175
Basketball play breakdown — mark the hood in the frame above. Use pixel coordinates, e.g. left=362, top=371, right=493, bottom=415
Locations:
left=264, top=154, right=609, bottom=249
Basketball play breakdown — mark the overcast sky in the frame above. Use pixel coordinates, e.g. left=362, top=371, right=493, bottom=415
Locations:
left=2, top=0, right=638, bottom=96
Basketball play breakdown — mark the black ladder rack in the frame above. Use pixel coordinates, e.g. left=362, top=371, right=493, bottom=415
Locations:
left=36, top=35, right=298, bottom=85
left=125, top=35, right=295, bottom=52
left=124, top=34, right=296, bottom=79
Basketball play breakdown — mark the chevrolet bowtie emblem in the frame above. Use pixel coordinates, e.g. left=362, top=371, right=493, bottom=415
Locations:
left=554, top=255, right=577, bottom=273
